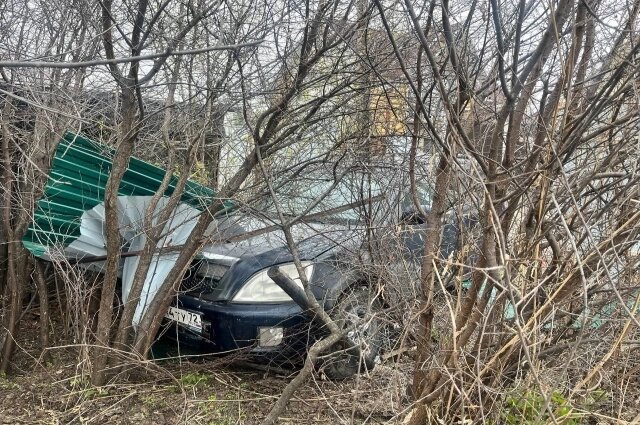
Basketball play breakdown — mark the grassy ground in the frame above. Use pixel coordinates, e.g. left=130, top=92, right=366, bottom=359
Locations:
left=3, top=305, right=640, bottom=424
left=0, top=311, right=411, bottom=424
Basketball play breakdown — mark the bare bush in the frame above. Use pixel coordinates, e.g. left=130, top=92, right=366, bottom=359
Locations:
left=1, top=0, right=639, bottom=423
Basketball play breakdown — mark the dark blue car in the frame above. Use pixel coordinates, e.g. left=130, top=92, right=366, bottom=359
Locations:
left=161, top=175, right=469, bottom=379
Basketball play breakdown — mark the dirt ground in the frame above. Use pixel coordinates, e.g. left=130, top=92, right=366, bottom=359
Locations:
left=0, top=312, right=412, bottom=425
left=4, top=307, right=640, bottom=424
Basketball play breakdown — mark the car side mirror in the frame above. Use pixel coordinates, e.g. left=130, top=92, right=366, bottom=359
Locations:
left=400, top=209, right=428, bottom=225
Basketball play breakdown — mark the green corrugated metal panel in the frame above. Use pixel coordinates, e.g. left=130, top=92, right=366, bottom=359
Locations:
left=23, top=132, right=229, bottom=257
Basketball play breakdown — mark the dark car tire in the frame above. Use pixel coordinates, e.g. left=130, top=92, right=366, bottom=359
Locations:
left=322, top=285, right=383, bottom=380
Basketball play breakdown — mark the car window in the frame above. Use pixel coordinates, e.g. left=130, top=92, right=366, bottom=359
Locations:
left=263, top=174, right=384, bottom=223
left=400, top=182, right=433, bottom=212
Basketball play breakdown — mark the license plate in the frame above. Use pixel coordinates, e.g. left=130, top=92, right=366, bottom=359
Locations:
left=166, top=306, right=202, bottom=330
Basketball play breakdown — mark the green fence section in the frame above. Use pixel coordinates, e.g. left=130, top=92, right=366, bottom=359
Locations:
left=23, top=132, right=227, bottom=258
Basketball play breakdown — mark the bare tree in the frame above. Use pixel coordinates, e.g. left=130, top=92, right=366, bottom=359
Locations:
left=1, top=0, right=639, bottom=423
left=370, top=0, right=640, bottom=422
left=0, top=0, right=97, bottom=371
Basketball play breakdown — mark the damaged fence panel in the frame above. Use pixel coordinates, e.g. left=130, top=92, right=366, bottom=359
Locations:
left=22, top=132, right=232, bottom=324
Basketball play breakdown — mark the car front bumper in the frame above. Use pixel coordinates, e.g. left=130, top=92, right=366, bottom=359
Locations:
left=168, top=295, right=312, bottom=356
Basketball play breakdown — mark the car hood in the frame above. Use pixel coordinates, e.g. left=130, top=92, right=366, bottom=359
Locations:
left=199, top=214, right=363, bottom=263
left=185, top=215, right=364, bottom=302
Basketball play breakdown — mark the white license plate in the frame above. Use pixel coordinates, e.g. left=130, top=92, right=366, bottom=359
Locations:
left=166, top=306, right=202, bottom=330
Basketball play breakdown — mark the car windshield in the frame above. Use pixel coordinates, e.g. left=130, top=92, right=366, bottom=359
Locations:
left=400, top=182, right=432, bottom=212
left=260, top=174, right=384, bottom=224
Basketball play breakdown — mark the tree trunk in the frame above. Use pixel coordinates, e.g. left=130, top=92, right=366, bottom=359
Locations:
left=0, top=246, right=26, bottom=373
left=91, top=86, right=138, bottom=386
left=409, top=152, right=451, bottom=421
left=34, top=260, right=50, bottom=356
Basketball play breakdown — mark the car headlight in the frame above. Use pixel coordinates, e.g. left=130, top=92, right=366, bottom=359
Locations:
left=232, top=262, right=314, bottom=303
